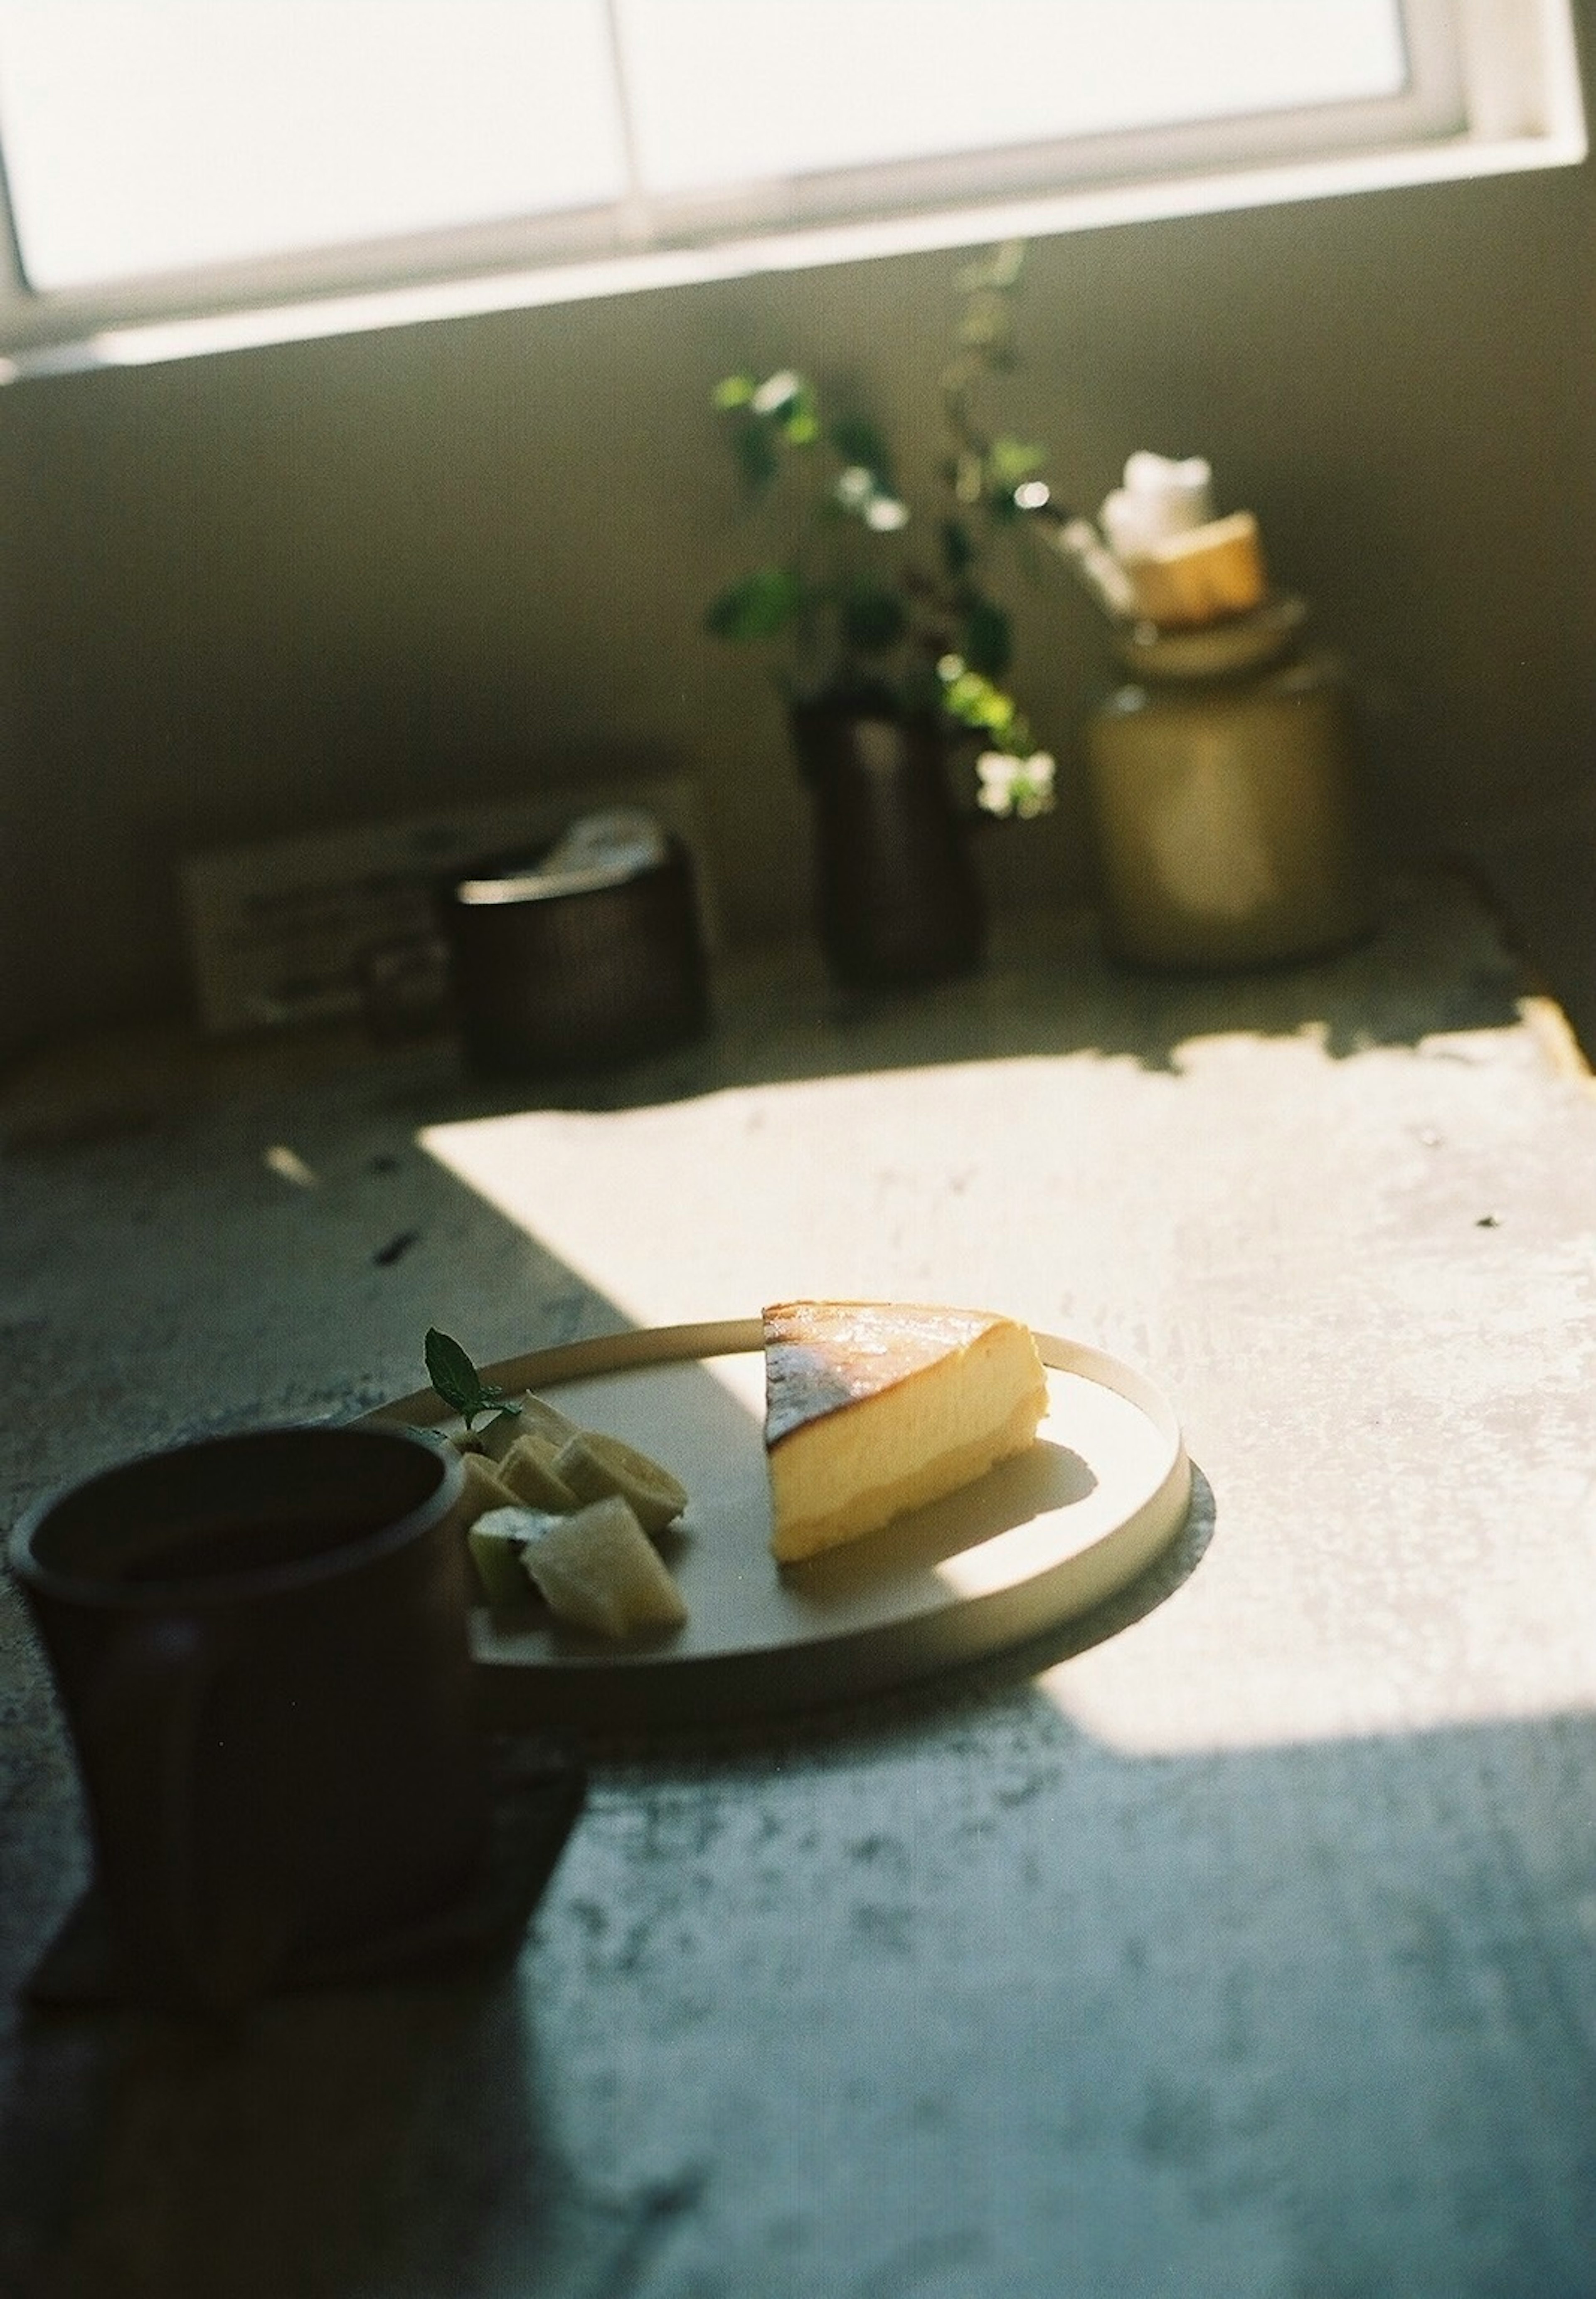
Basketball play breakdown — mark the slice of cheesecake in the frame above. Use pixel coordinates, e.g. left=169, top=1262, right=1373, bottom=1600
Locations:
left=764, top=1301, right=1049, bottom=1564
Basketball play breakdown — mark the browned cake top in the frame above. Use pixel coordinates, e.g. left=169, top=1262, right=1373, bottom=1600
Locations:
left=763, top=1301, right=1002, bottom=1447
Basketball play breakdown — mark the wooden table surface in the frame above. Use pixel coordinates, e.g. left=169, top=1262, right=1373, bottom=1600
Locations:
left=2, top=873, right=1594, bottom=2298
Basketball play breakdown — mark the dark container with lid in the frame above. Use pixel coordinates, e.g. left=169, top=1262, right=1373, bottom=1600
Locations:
left=438, top=833, right=709, bottom=1079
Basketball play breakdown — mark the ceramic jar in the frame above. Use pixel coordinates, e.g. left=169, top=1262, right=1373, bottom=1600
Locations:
left=1085, top=596, right=1369, bottom=971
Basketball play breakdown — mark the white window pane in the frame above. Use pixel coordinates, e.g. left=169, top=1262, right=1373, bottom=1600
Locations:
left=0, top=0, right=628, bottom=289
left=619, top=0, right=1409, bottom=192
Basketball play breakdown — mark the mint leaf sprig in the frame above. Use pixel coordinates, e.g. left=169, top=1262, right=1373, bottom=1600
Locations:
left=424, top=1327, right=523, bottom=1432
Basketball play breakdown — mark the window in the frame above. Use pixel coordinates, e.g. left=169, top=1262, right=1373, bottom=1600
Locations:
left=0, top=0, right=1581, bottom=373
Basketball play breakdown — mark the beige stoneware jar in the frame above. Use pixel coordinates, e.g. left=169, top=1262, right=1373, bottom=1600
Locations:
left=1085, top=595, right=1369, bottom=971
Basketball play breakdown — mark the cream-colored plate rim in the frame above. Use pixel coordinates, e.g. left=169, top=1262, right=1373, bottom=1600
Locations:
left=367, top=1320, right=1192, bottom=1727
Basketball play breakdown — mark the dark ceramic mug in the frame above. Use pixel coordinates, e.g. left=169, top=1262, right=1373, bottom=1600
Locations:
left=8, top=1423, right=488, bottom=2013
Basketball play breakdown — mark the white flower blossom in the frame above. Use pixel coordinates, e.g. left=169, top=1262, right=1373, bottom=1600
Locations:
left=976, top=749, right=1056, bottom=820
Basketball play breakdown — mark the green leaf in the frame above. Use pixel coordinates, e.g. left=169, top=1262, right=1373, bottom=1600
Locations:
left=961, top=595, right=1012, bottom=679
left=733, top=420, right=779, bottom=492
left=828, top=412, right=894, bottom=483
left=424, top=1326, right=479, bottom=1412
left=711, top=372, right=756, bottom=410
left=778, top=385, right=821, bottom=446
left=939, top=518, right=975, bottom=578
left=987, top=437, right=1047, bottom=490
left=939, top=665, right=1018, bottom=738
left=424, top=1327, right=518, bottom=1431
left=704, top=565, right=807, bottom=641
left=839, top=582, right=908, bottom=655
left=750, top=370, right=820, bottom=444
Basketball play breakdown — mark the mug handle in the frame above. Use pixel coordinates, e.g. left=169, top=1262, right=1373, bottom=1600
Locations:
left=80, top=1614, right=283, bottom=2012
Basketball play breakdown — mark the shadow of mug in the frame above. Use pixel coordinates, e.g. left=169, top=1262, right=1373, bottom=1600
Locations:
left=7, top=1424, right=489, bottom=2015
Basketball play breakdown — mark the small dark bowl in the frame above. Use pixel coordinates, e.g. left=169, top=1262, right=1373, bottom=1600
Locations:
left=438, top=835, right=709, bottom=1080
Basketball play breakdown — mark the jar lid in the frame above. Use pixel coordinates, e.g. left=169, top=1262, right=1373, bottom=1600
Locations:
left=451, top=810, right=671, bottom=906
left=1113, top=592, right=1306, bottom=681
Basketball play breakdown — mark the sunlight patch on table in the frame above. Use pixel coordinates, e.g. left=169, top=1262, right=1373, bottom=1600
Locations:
left=416, top=1059, right=1110, bottom=1337
left=1033, top=1456, right=1596, bottom=1758
left=1040, top=1661, right=1596, bottom=1756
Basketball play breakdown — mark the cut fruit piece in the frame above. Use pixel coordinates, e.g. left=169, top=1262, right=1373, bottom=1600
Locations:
left=456, top=1450, right=520, bottom=1524
left=520, top=1393, right=585, bottom=1447
left=764, top=1300, right=1049, bottom=1563
left=552, top=1429, right=688, bottom=1536
left=473, top=1392, right=581, bottom=1460
left=468, top=1504, right=545, bottom=1609
left=521, top=1496, right=689, bottom=1639
left=498, top=1430, right=579, bottom=1512
left=474, top=1407, right=528, bottom=1462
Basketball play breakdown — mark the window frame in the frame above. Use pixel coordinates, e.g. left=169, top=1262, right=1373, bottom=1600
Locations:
left=0, top=0, right=1581, bottom=377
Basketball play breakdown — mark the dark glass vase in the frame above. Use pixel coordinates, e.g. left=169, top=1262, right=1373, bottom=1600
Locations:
left=788, top=704, right=986, bottom=991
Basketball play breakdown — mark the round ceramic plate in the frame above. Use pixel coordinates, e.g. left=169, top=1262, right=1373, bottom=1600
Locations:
left=369, top=1320, right=1192, bottom=1728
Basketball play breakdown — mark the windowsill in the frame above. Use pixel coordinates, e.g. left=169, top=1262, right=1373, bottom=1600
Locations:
left=0, top=118, right=1584, bottom=382
left=2, top=871, right=1586, bottom=1155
